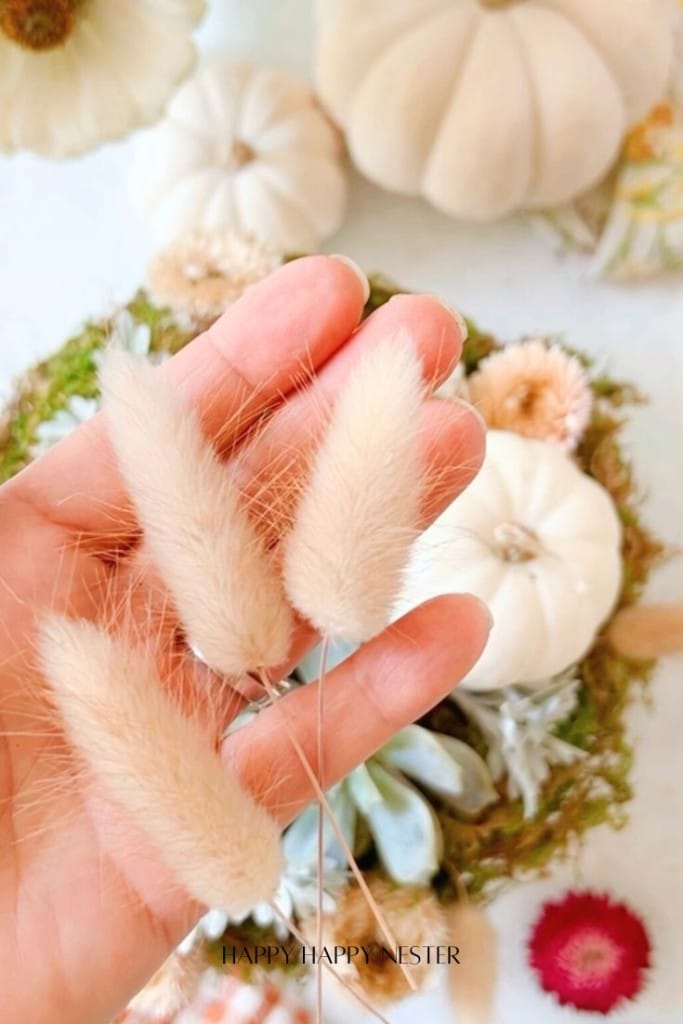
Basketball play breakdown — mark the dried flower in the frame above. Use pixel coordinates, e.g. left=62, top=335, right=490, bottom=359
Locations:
left=175, top=974, right=313, bottom=1024
left=447, top=903, right=497, bottom=1024
left=528, top=891, right=651, bottom=1013
left=100, top=350, right=293, bottom=676
left=147, top=230, right=282, bottom=324
left=468, top=340, right=592, bottom=452
left=39, top=616, right=282, bottom=915
left=0, top=0, right=203, bottom=157
left=283, top=332, right=424, bottom=643
left=310, top=875, right=447, bottom=1004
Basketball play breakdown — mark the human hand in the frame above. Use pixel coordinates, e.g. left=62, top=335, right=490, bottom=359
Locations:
left=0, top=256, right=489, bottom=1023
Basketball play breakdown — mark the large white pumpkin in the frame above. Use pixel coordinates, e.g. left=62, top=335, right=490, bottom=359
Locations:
left=131, top=60, right=348, bottom=249
left=399, top=431, right=623, bottom=691
left=314, top=0, right=674, bottom=220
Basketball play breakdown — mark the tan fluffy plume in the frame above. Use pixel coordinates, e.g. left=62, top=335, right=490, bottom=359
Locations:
left=448, top=902, right=497, bottom=1024
left=39, top=615, right=282, bottom=915
left=99, top=351, right=293, bottom=677
left=283, top=332, right=424, bottom=643
left=607, top=602, right=683, bottom=659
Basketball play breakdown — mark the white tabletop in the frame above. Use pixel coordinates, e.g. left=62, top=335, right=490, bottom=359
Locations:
left=0, top=3, right=681, bottom=1022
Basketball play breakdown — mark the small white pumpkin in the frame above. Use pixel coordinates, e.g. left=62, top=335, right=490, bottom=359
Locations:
left=131, top=60, right=348, bottom=249
left=314, top=0, right=674, bottom=220
left=399, top=431, right=623, bottom=691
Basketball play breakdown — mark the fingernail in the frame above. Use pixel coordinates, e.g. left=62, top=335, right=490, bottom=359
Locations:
left=329, top=254, right=371, bottom=303
left=428, top=297, right=468, bottom=341
left=452, top=395, right=487, bottom=434
left=472, top=595, right=495, bottom=630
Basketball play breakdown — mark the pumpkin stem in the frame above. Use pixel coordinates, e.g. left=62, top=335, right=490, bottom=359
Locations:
left=493, top=522, right=541, bottom=563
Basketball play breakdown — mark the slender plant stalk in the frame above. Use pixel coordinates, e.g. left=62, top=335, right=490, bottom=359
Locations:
left=268, top=902, right=392, bottom=1024
left=255, top=670, right=417, bottom=994
left=316, top=636, right=330, bottom=1024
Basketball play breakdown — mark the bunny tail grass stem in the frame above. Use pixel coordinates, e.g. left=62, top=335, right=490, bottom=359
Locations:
left=100, top=350, right=293, bottom=678
left=607, top=602, right=683, bottom=659
left=269, top=903, right=391, bottom=1024
left=447, top=900, right=497, bottom=1024
left=255, top=669, right=416, bottom=993
left=283, top=332, right=425, bottom=645
left=316, top=635, right=330, bottom=1024
left=39, top=616, right=282, bottom=916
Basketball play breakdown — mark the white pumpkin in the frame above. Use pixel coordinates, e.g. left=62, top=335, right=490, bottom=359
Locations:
left=314, top=0, right=674, bottom=220
left=399, top=431, right=622, bottom=691
left=131, top=60, right=348, bottom=249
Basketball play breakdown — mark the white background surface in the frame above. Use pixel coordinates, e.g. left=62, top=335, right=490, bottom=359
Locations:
left=0, top=2, right=681, bottom=1022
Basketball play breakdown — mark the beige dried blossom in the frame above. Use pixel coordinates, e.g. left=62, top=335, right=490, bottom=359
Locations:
left=468, top=339, right=592, bottom=451
left=147, top=230, right=282, bottom=324
left=307, top=875, right=448, bottom=1004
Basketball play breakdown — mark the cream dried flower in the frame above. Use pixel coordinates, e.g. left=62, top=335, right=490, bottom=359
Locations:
left=0, top=0, right=204, bottom=157
left=147, top=231, right=282, bottom=324
left=309, top=875, right=448, bottom=1004
left=468, top=339, right=592, bottom=452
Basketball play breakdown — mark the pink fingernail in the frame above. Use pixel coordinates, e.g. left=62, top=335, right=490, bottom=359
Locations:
left=329, top=254, right=371, bottom=303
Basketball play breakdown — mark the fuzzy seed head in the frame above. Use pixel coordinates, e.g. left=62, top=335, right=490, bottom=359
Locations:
left=284, top=332, right=425, bottom=643
left=100, top=350, right=293, bottom=677
left=39, top=615, right=282, bottom=915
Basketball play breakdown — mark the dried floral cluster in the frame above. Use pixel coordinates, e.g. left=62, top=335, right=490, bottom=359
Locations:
left=0, top=270, right=663, bottom=1022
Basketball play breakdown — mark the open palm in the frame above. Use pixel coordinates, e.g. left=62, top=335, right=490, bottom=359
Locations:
left=0, top=257, right=489, bottom=1024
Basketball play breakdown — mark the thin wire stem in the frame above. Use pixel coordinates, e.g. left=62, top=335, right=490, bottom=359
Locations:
left=316, top=635, right=329, bottom=1024
left=255, top=668, right=417, bottom=994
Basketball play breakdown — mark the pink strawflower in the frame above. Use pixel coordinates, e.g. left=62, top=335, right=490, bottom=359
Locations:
left=528, top=890, right=651, bottom=1013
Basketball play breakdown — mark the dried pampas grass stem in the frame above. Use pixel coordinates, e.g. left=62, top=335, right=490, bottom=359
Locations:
left=39, top=615, right=282, bottom=916
left=100, top=350, right=293, bottom=677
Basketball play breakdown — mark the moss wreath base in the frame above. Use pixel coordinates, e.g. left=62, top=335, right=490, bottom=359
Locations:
left=0, top=270, right=664, bottom=1011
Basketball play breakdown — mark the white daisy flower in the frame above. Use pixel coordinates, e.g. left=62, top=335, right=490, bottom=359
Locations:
left=0, top=0, right=204, bottom=157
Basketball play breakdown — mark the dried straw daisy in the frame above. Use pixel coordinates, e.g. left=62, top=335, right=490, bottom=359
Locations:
left=310, top=876, right=448, bottom=1004
left=146, top=230, right=282, bottom=324
left=468, top=339, right=592, bottom=452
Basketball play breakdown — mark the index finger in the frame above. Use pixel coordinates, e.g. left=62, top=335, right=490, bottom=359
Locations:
left=7, top=255, right=369, bottom=540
